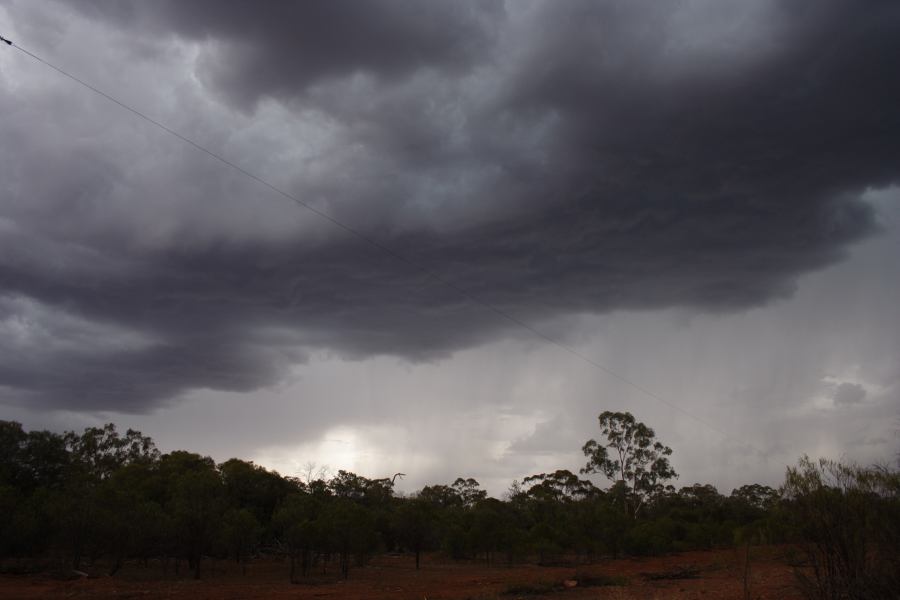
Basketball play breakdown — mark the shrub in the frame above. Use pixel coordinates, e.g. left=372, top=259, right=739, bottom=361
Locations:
left=782, top=457, right=900, bottom=600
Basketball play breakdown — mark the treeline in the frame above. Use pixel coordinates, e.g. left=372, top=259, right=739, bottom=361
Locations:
left=1, top=417, right=898, bottom=598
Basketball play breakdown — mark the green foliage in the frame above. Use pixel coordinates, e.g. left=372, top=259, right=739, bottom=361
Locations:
left=64, top=423, right=158, bottom=480
left=452, top=477, right=488, bottom=507
left=219, top=458, right=297, bottom=526
left=418, top=483, right=463, bottom=508
left=625, top=517, right=676, bottom=555
left=2, top=417, right=897, bottom=591
left=323, top=498, right=379, bottom=577
left=520, top=469, right=598, bottom=504
left=581, top=411, right=677, bottom=517
left=219, top=508, right=262, bottom=566
left=781, top=456, right=900, bottom=600
left=394, top=498, right=437, bottom=569
left=272, top=492, right=322, bottom=581
left=731, top=483, right=779, bottom=511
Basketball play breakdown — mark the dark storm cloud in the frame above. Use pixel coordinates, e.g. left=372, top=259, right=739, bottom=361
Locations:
left=64, top=0, right=504, bottom=109
left=1, top=0, right=899, bottom=411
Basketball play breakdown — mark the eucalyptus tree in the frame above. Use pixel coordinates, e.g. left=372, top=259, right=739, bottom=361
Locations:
left=451, top=478, right=487, bottom=507
left=581, top=411, right=677, bottom=517
left=395, top=498, right=437, bottom=570
left=64, top=423, right=158, bottom=481
left=273, top=492, right=322, bottom=582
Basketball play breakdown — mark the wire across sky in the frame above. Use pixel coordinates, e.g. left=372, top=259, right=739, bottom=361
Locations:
left=1, top=35, right=762, bottom=454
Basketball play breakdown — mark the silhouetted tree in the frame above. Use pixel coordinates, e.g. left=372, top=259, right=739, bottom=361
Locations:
left=451, top=477, right=487, bottom=508
left=219, top=508, right=261, bottom=573
left=581, top=411, right=677, bottom=517
left=164, top=452, right=224, bottom=579
left=395, top=497, right=437, bottom=569
left=273, top=492, right=322, bottom=582
left=322, top=498, right=377, bottom=579
left=64, top=423, right=158, bottom=481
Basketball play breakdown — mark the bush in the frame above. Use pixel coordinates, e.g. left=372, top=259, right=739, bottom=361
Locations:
left=782, top=457, right=900, bottom=600
left=625, top=518, right=675, bottom=555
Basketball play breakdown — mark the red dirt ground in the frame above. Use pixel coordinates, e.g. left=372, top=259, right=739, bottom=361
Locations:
left=0, top=547, right=804, bottom=600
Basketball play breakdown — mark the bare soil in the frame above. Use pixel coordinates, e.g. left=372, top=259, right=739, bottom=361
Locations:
left=0, top=547, right=803, bottom=600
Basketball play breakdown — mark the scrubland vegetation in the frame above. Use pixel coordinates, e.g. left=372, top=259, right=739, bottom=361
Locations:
left=1, top=413, right=897, bottom=599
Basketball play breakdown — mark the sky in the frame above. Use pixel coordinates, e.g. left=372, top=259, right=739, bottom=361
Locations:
left=0, top=0, right=898, bottom=497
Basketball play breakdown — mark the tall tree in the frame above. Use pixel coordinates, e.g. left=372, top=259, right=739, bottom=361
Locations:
left=581, top=411, right=677, bottom=517
left=64, top=424, right=158, bottom=481
left=451, top=478, right=487, bottom=508
left=395, top=498, right=437, bottom=570
left=273, top=492, right=321, bottom=582
left=219, top=508, right=261, bottom=573
left=520, top=470, right=598, bottom=504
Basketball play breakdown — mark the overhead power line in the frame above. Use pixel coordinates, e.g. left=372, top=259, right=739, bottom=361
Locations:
left=2, top=36, right=760, bottom=453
